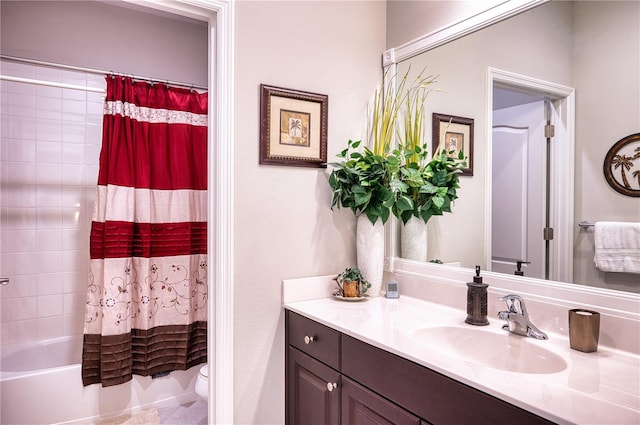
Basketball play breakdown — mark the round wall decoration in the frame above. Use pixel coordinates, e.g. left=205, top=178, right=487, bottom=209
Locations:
left=603, top=133, right=640, bottom=197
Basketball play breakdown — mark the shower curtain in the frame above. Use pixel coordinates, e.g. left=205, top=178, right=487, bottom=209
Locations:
left=82, top=76, right=208, bottom=387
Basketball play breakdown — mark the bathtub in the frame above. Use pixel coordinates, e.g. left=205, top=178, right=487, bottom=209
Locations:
left=1, top=336, right=200, bottom=424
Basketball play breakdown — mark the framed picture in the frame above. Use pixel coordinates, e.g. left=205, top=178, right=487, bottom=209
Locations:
left=260, top=84, right=328, bottom=168
left=432, top=113, right=474, bottom=176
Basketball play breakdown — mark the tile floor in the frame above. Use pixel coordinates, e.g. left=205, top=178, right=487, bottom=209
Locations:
left=157, top=400, right=208, bottom=425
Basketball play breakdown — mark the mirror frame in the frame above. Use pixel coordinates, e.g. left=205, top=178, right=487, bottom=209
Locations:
left=382, top=0, right=640, bottom=314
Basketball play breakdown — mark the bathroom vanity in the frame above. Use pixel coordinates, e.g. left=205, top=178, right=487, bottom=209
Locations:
left=286, top=310, right=552, bottom=424
left=283, top=283, right=640, bottom=425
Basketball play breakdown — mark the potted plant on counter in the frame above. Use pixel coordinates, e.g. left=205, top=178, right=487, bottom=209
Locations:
left=333, top=267, right=371, bottom=298
left=328, top=139, right=396, bottom=297
left=393, top=142, right=466, bottom=261
left=329, top=139, right=396, bottom=225
left=378, top=68, right=466, bottom=264
left=390, top=76, right=467, bottom=261
left=328, top=69, right=435, bottom=296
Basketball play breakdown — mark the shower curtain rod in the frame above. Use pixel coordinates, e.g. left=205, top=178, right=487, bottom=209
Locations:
left=0, top=74, right=106, bottom=93
left=0, top=54, right=208, bottom=91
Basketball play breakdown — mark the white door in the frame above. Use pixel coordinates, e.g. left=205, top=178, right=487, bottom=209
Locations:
left=492, top=100, right=546, bottom=278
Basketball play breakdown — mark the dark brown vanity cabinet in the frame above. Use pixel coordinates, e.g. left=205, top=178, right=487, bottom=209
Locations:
left=287, top=310, right=341, bottom=425
left=287, top=310, right=417, bottom=425
left=285, top=310, right=554, bottom=425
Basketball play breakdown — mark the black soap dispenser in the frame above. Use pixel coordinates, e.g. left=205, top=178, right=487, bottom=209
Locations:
left=514, top=260, right=531, bottom=276
left=465, top=265, right=489, bottom=326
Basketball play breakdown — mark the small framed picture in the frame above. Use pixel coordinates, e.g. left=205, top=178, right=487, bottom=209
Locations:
left=259, top=84, right=328, bottom=168
left=432, top=113, right=474, bottom=176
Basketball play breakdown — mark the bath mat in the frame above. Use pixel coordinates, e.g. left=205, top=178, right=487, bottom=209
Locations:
left=90, top=408, right=161, bottom=425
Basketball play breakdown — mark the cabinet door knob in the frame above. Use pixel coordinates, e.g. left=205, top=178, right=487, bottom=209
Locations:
left=304, top=335, right=314, bottom=344
left=326, top=382, right=337, bottom=392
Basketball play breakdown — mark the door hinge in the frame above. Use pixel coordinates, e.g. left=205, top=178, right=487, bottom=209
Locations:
left=545, top=124, right=555, bottom=138
left=544, top=227, right=554, bottom=241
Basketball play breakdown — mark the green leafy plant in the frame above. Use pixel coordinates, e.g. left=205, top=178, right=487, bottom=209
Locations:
left=335, top=267, right=371, bottom=295
left=328, top=139, right=397, bottom=225
left=329, top=69, right=437, bottom=225
left=391, top=142, right=466, bottom=224
left=329, top=68, right=465, bottom=226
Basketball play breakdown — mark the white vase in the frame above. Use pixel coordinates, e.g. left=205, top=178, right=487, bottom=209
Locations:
left=356, top=214, right=385, bottom=297
left=401, top=216, right=428, bottom=262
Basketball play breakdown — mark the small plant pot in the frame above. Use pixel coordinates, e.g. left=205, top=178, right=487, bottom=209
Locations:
left=342, top=280, right=360, bottom=297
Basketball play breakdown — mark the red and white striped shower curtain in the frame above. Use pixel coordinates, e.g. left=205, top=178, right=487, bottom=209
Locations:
left=82, top=76, right=208, bottom=387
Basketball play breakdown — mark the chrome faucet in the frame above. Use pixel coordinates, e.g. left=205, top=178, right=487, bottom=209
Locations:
left=497, top=294, right=548, bottom=340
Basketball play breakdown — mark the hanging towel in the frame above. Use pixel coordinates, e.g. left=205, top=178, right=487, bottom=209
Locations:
left=593, top=222, right=640, bottom=274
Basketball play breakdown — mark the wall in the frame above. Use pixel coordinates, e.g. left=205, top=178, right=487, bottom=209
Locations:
left=0, top=2, right=207, bottom=342
left=386, top=0, right=503, bottom=49
left=0, top=1, right=207, bottom=87
left=572, top=1, right=640, bottom=291
left=0, top=62, right=103, bottom=345
left=234, top=1, right=386, bottom=423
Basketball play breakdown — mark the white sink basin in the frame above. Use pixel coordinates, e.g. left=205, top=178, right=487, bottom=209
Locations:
left=413, top=326, right=568, bottom=374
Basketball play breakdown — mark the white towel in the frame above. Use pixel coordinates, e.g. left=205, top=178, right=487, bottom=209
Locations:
left=593, top=221, right=640, bottom=274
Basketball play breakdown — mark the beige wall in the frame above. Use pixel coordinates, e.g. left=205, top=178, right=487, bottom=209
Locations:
left=386, top=0, right=503, bottom=49
left=572, top=1, right=640, bottom=291
left=234, top=2, right=386, bottom=422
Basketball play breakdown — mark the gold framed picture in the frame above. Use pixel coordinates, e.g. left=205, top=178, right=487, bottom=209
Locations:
left=259, top=85, right=328, bottom=168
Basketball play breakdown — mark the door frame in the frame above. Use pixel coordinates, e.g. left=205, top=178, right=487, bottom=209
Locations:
left=486, top=67, right=575, bottom=282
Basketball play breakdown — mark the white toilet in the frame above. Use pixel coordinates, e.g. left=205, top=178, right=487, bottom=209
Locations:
left=195, top=364, right=208, bottom=400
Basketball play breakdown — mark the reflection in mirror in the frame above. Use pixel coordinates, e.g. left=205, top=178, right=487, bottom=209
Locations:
left=388, top=0, right=639, bottom=293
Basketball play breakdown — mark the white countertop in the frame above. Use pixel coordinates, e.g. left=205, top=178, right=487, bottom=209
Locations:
left=284, top=295, right=640, bottom=425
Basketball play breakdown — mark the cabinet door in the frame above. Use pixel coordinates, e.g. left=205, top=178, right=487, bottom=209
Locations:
left=288, top=347, right=340, bottom=425
left=342, top=377, right=421, bottom=425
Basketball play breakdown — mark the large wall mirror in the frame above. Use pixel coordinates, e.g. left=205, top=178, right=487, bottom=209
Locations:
left=385, top=0, right=639, bottom=294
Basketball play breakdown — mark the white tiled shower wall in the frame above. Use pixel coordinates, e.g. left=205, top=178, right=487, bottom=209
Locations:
left=0, top=61, right=105, bottom=346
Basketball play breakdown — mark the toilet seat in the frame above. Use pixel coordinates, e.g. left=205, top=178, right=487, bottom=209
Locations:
left=195, top=364, right=208, bottom=400
left=199, top=365, right=208, bottom=379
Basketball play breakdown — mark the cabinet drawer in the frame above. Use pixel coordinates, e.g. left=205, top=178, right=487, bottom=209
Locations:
left=342, top=335, right=553, bottom=425
left=287, top=310, right=340, bottom=370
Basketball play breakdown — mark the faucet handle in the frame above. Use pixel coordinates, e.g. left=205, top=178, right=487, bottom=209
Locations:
left=499, top=294, right=528, bottom=316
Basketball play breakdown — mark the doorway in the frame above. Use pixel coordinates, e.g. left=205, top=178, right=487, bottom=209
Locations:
left=492, top=98, right=546, bottom=278
left=0, top=0, right=234, bottom=423
left=487, top=68, right=575, bottom=282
